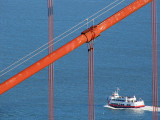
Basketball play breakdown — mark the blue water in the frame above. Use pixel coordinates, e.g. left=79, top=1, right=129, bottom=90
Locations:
left=0, top=0, right=160, bottom=120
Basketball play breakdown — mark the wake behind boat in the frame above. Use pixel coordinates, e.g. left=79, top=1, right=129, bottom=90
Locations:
left=107, top=88, right=145, bottom=108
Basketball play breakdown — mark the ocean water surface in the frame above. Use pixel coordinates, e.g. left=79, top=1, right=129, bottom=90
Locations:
left=0, top=0, right=160, bottom=120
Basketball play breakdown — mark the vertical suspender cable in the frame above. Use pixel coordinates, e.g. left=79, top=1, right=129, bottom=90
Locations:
left=151, top=1, right=154, bottom=119
left=51, top=0, right=54, bottom=119
left=92, top=20, right=95, bottom=120
left=87, top=20, right=95, bottom=120
left=152, top=1, right=155, bottom=119
left=87, top=19, right=91, bottom=120
left=50, top=0, right=54, bottom=119
left=88, top=37, right=92, bottom=120
left=155, top=0, right=158, bottom=119
left=151, top=0, right=158, bottom=119
left=88, top=43, right=91, bottom=120
left=47, top=0, right=51, bottom=119
left=50, top=0, right=52, bottom=119
left=90, top=42, right=93, bottom=120
left=48, top=0, right=54, bottom=119
left=154, top=1, right=156, bottom=118
left=154, top=1, right=155, bottom=118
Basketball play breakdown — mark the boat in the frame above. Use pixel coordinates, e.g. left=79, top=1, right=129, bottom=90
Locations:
left=107, top=88, right=145, bottom=108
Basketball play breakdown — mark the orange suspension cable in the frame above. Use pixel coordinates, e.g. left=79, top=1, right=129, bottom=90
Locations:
left=0, top=0, right=152, bottom=95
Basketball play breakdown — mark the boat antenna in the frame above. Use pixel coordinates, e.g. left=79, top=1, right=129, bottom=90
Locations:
left=117, top=87, right=120, bottom=93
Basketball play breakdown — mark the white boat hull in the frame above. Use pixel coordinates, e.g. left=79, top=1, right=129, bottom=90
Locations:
left=108, top=104, right=145, bottom=108
left=107, top=88, right=145, bottom=108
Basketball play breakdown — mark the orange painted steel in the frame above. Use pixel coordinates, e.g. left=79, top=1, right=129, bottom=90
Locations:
left=0, top=0, right=151, bottom=95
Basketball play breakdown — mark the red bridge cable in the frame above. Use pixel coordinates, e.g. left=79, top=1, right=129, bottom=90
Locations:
left=151, top=1, right=154, bottom=119
left=154, top=2, right=156, bottom=119
left=88, top=42, right=91, bottom=120
left=88, top=43, right=91, bottom=120
left=152, top=1, right=154, bottom=119
left=92, top=20, right=95, bottom=120
left=155, top=0, right=158, bottom=119
left=154, top=1, right=156, bottom=118
left=48, top=0, right=54, bottom=119
left=87, top=21, right=93, bottom=120
left=47, top=0, right=51, bottom=119
left=50, top=0, right=52, bottom=118
left=153, top=1, right=155, bottom=119
left=49, top=0, right=52, bottom=119
left=90, top=42, right=93, bottom=120
left=51, top=0, right=54, bottom=119
left=155, top=1, right=158, bottom=119
left=151, top=0, right=158, bottom=119
left=50, top=0, right=52, bottom=119
left=87, top=39, right=95, bottom=120
left=92, top=41, right=95, bottom=120
left=51, top=0, right=54, bottom=118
